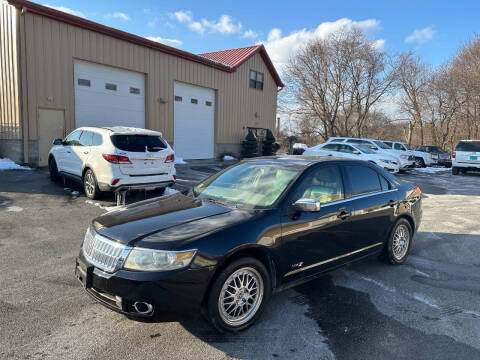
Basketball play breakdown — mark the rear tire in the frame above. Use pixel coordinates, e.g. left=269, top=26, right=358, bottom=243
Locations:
left=83, top=169, right=101, bottom=200
left=415, top=157, right=425, bottom=168
left=49, top=157, right=60, bottom=182
left=207, top=257, right=271, bottom=333
left=452, top=167, right=459, bottom=175
left=383, top=219, right=413, bottom=265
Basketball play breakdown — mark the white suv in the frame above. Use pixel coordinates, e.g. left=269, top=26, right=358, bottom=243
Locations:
left=304, top=142, right=400, bottom=173
left=48, top=127, right=176, bottom=199
left=452, top=140, right=480, bottom=175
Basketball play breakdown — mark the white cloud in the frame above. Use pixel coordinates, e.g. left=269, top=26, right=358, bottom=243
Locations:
left=405, top=26, right=436, bottom=45
left=43, top=4, right=85, bottom=18
left=170, top=11, right=242, bottom=36
left=104, top=12, right=130, bottom=21
left=146, top=36, right=183, bottom=48
left=261, top=18, right=383, bottom=72
left=242, top=29, right=258, bottom=40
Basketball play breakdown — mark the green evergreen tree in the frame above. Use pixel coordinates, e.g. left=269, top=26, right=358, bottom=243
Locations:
left=262, top=129, right=279, bottom=156
left=241, top=130, right=259, bottom=158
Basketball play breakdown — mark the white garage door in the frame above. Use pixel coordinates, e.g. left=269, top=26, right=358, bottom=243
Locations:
left=174, top=82, right=215, bottom=159
left=74, top=60, right=145, bottom=128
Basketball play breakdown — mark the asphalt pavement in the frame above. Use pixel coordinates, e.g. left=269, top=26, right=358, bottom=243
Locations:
left=1, top=166, right=479, bottom=360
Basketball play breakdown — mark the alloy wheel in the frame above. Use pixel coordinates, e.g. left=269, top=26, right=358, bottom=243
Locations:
left=84, top=172, right=95, bottom=197
left=392, top=224, right=410, bottom=260
left=218, top=267, right=264, bottom=327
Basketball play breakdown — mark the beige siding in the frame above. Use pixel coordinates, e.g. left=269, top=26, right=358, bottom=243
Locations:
left=0, top=1, right=21, bottom=139
left=20, top=12, right=278, bottom=145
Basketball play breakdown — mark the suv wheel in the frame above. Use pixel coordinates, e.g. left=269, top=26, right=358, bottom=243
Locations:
left=383, top=219, right=412, bottom=265
left=207, top=257, right=271, bottom=333
left=83, top=169, right=101, bottom=200
left=452, top=167, right=459, bottom=175
left=49, top=157, right=60, bottom=182
left=415, top=157, right=425, bottom=168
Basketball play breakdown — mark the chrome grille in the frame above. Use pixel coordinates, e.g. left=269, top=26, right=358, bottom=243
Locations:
left=82, top=227, right=128, bottom=272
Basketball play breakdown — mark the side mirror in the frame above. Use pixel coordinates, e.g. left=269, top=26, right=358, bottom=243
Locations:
left=293, top=198, right=321, bottom=212
left=372, top=147, right=378, bottom=151
left=53, top=138, right=63, bottom=146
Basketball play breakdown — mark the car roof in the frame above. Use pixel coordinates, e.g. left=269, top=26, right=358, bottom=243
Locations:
left=240, top=155, right=368, bottom=168
left=76, top=126, right=163, bottom=137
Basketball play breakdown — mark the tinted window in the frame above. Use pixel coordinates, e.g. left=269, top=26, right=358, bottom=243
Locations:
left=322, top=144, right=339, bottom=151
left=456, top=141, right=480, bottom=152
left=383, top=141, right=393, bottom=148
left=425, top=146, right=442, bottom=153
left=293, top=166, right=344, bottom=204
left=393, top=143, right=404, bottom=151
left=373, top=140, right=389, bottom=149
left=345, top=165, right=381, bottom=196
left=110, top=135, right=167, bottom=152
left=379, top=175, right=391, bottom=191
left=416, top=146, right=425, bottom=152
left=92, top=132, right=103, bottom=146
left=347, top=139, right=376, bottom=150
left=339, top=144, right=356, bottom=154
left=64, top=130, right=83, bottom=146
left=79, top=131, right=93, bottom=146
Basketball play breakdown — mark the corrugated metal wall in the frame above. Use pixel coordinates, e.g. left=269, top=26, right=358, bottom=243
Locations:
left=0, top=1, right=21, bottom=139
left=19, top=11, right=278, bottom=145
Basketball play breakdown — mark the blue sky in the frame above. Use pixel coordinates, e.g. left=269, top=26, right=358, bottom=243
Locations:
left=42, top=0, right=480, bottom=71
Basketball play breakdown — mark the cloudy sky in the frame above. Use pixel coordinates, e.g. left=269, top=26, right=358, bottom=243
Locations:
left=43, top=0, right=479, bottom=74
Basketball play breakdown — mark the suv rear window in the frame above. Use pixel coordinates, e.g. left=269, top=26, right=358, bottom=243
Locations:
left=455, top=141, right=480, bottom=152
left=110, top=135, right=167, bottom=152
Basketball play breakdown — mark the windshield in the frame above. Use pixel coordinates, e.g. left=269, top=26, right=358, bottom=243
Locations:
left=403, top=143, right=412, bottom=150
left=194, top=163, right=300, bottom=208
left=357, top=145, right=376, bottom=154
left=373, top=140, right=390, bottom=149
left=110, top=135, right=167, bottom=152
left=425, top=146, right=443, bottom=153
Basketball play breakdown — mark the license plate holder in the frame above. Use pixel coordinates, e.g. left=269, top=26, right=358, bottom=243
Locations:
left=75, top=259, right=94, bottom=289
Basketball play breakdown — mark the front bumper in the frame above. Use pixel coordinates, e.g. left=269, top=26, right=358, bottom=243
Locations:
left=75, top=252, right=214, bottom=317
left=399, top=159, right=416, bottom=170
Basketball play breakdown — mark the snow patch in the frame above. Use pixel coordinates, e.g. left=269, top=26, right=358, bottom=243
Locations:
left=414, top=167, right=449, bottom=174
left=7, top=206, right=23, bottom=212
left=174, top=156, right=186, bottom=164
left=85, top=200, right=121, bottom=212
left=0, top=158, right=32, bottom=171
left=223, top=155, right=237, bottom=161
left=163, top=187, right=179, bottom=195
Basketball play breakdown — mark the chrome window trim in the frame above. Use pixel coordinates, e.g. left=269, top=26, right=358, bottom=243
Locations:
left=321, top=188, right=398, bottom=208
left=285, top=241, right=384, bottom=277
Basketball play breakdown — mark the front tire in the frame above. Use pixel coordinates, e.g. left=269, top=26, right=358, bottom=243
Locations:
left=49, top=157, right=60, bottom=182
left=83, top=169, right=101, bottom=200
left=415, top=157, right=425, bottom=168
left=383, top=219, right=412, bottom=265
left=207, top=257, right=271, bottom=333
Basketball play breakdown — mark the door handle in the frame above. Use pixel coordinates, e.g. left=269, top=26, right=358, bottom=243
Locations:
left=66, top=150, right=71, bottom=153
left=337, top=207, right=351, bottom=220
left=83, top=151, right=89, bottom=154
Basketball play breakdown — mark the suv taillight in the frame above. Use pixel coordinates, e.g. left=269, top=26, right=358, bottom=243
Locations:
left=165, top=154, right=175, bottom=163
left=102, top=154, right=131, bottom=164
left=452, top=151, right=456, bottom=159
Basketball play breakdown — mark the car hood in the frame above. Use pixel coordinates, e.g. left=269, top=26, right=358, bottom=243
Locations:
left=92, top=194, right=253, bottom=247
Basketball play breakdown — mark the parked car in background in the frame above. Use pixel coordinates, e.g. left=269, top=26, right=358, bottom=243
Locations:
left=325, top=137, right=415, bottom=171
left=414, top=145, right=452, bottom=168
left=452, top=140, right=480, bottom=175
left=75, top=156, right=422, bottom=333
left=304, top=142, right=400, bottom=173
left=291, top=143, right=308, bottom=155
left=48, top=127, right=176, bottom=199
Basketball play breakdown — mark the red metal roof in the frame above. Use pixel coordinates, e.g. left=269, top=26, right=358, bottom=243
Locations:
left=7, top=0, right=283, bottom=87
left=199, top=45, right=284, bottom=87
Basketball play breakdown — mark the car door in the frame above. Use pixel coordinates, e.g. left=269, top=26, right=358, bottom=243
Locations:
left=340, top=164, right=397, bottom=251
left=60, top=130, right=83, bottom=174
left=280, top=164, right=355, bottom=280
left=71, top=130, right=93, bottom=177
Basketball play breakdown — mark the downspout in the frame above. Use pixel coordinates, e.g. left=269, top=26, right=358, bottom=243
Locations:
left=19, top=6, right=29, bottom=164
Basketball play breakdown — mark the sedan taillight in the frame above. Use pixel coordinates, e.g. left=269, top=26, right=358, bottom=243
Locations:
left=102, top=154, right=131, bottom=164
left=165, top=154, right=175, bottom=163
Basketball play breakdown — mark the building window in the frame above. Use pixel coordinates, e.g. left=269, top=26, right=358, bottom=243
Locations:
left=205, top=101, right=212, bottom=107
left=191, top=98, right=198, bottom=104
left=249, top=70, right=264, bottom=90
left=174, top=96, right=182, bottom=102
left=105, top=83, right=117, bottom=91
left=78, top=78, right=90, bottom=87
left=130, top=87, right=140, bottom=94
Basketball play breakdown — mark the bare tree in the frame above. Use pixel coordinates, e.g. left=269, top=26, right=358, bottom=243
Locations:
left=281, top=27, right=396, bottom=142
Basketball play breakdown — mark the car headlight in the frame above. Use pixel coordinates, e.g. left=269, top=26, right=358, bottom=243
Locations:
left=431, top=154, right=439, bottom=159
left=123, top=248, right=197, bottom=271
left=400, top=155, right=408, bottom=159
left=380, top=159, right=394, bottom=164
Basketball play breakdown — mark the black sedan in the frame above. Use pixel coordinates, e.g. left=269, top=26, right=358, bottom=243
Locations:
left=75, top=156, right=422, bottom=332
